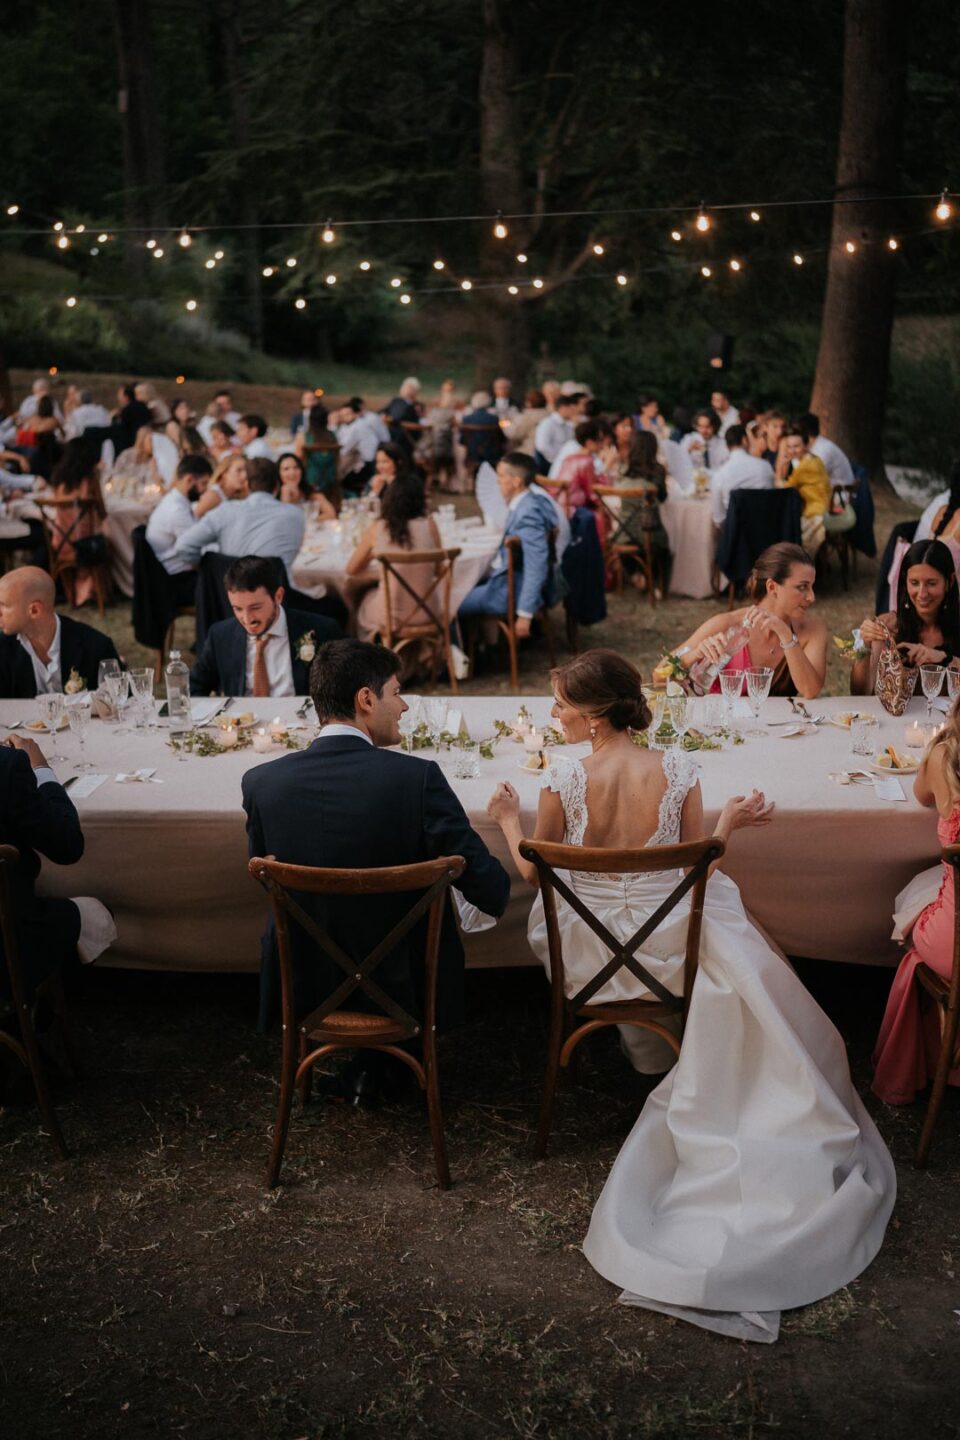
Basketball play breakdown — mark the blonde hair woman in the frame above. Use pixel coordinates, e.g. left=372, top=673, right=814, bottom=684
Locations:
left=873, top=698, right=960, bottom=1103
left=194, top=452, right=249, bottom=518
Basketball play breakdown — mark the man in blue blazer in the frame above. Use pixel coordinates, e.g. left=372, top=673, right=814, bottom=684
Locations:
left=242, top=640, right=510, bottom=1097
left=458, top=451, right=557, bottom=638
left=190, top=555, right=340, bottom=697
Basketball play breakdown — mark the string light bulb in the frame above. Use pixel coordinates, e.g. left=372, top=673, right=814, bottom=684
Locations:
left=670, top=230, right=682, bottom=242
left=749, top=210, right=761, bottom=222
left=433, top=259, right=445, bottom=270
left=390, top=277, right=402, bottom=288
left=695, top=204, right=711, bottom=233
left=185, top=299, right=197, bottom=311
left=887, top=237, right=899, bottom=251
left=176, top=375, right=185, bottom=384
left=75, top=224, right=85, bottom=234
left=214, top=250, right=224, bottom=260
left=295, top=298, right=307, bottom=310
left=178, top=230, right=192, bottom=248
left=98, top=233, right=108, bottom=243
left=516, top=253, right=528, bottom=264
left=53, top=221, right=64, bottom=232
left=48, top=367, right=58, bottom=376
left=507, top=285, right=519, bottom=294
left=152, top=247, right=164, bottom=258
left=286, top=257, right=297, bottom=268
left=793, top=253, right=804, bottom=266
left=205, top=258, right=216, bottom=270
left=400, top=293, right=411, bottom=304
left=321, top=220, right=335, bottom=243
left=493, top=213, right=508, bottom=239
left=56, top=235, right=69, bottom=249
left=700, top=265, right=712, bottom=277
left=532, top=277, right=543, bottom=289
left=89, top=247, right=99, bottom=256
left=262, top=265, right=275, bottom=277
left=845, top=240, right=857, bottom=254
left=616, top=273, right=628, bottom=286
left=325, top=274, right=337, bottom=285
left=359, top=260, right=371, bottom=270
left=730, top=258, right=742, bottom=272
left=146, top=239, right=156, bottom=250
left=65, top=296, right=77, bottom=308
left=6, top=205, right=18, bottom=216
left=592, top=243, right=605, bottom=256
left=461, top=279, right=472, bottom=290
left=935, top=190, right=952, bottom=222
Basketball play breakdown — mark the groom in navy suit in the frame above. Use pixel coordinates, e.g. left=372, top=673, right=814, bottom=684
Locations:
left=190, top=555, right=340, bottom=697
left=242, top=640, right=510, bottom=1094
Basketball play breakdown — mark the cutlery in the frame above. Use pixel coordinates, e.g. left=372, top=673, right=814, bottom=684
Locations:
left=1, top=719, right=24, bottom=730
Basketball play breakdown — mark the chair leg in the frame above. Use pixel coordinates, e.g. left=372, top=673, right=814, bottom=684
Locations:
left=16, top=997, right=68, bottom=1161
left=505, top=625, right=519, bottom=692
left=915, top=1003, right=959, bottom=1168
left=46, top=972, right=83, bottom=1081
left=535, top=1012, right=565, bottom=1160
left=422, top=1029, right=451, bottom=1190
left=266, top=1017, right=298, bottom=1188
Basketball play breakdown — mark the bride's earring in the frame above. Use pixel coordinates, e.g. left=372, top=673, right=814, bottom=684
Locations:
left=589, top=723, right=598, bottom=741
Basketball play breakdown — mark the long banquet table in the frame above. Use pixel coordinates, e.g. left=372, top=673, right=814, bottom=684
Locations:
left=15, top=693, right=938, bottom=974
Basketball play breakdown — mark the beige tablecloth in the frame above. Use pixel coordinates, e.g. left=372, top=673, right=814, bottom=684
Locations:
left=660, top=480, right=717, bottom=599
left=14, top=693, right=935, bottom=975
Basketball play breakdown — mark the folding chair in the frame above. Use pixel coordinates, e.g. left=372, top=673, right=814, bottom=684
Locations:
left=595, top=484, right=662, bottom=607
left=465, top=529, right=558, bottom=692
left=249, top=853, right=466, bottom=1190
left=519, top=834, right=724, bottom=1157
left=914, top=842, right=960, bottom=1168
left=375, top=546, right=461, bottom=693
left=0, top=846, right=80, bottom=1160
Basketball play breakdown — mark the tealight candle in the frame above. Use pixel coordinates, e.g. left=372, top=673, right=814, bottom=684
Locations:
left=267, top=716, right=287, bottom=738
left=904, top=721, right=938, bottom=748
left=514, top=711, right=530, bottom=738
left=215, top=726, right=239, bottom=748
left=523, top=728, right=542, bottom=752
left=252, top=728, right=273, bottom=753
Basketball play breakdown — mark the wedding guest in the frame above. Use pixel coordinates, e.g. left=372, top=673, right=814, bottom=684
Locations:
left=680, top=408, right=728, bottom=472
left=49, top=440, right=109, bottom=608
left=615, top=430, right=670, bottom=588
left=207, top=419, right=236, bottom=465
left=346, top=470, right=442, bottom=644
left=541, top=379, right=562, bottom=412
left=799, top=411, right=855, bottom=487
left=710, top=388, right=740, bottom=438
left=134, top=382, right=170, bottom=427
left=506, top=389, right=547, bottom=456
left=759, top=409, right=787, bottom=468
left=290, top=388, right=321, bottom=437
left=872, top=701, right=960, bottom=1103
left=17, top=378, right=62, bottom=426
left=550, top=417, right=614, bottom=482
left=194, top=451, right=250, bottom=519
left=851, top=539, right=960, bottom=695
left=534, top=394, right=577, bottom=472
left=294, top=404, right=338, bottom=495
left=776, top=426, right=831, bottom=555
left=145, top=454, right=214, bottom=603
left=111, top=384, right=151, bottom=454
left=492, top=376, right=516, bottom=418
left=383, top=377, right=422, bottom=454
left=179, top=426, right=208, bottom=460
left=635, top=395, right=668, bottom=440
left=165, top=398, right=196, bottom=452
left=673, top=542, right=827, bottom=699
left=458, top=451, right=557, bottom=639
left=0, top=566, right=119, bottom=698
left=236, top=414, right=274, bottom=462
left=190, top=555, right=338, bottom=698
left=368, top=442, right=413, bottom=499
left=241, top=639, right=510, bottom=1096
left=0, top=733, right=115, bottom=1005
left=334, top=397, right=389, bottom=491
left=16, top=395, right=62, bottom=478
left=425, top=382, right=458, bottom=489
left=111, top=425, right=162, bottom=490
left=197, top=390, right=241, bottom=446
left=65, top=389, right=111, bottom=440
left=277, top=452, right=335, bottom=519
left=460, top=391, right=503, bottom=470
left=175, top=459, right=304, bottom=572
left=709, top=423, right=775, bottom=528
left=745, top=418, right=768, bottom=459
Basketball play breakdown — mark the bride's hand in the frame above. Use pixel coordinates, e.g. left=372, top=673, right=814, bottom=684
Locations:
left=487, top=781, right=520, bottom=824
left=719, top=789, right=774, bottom=832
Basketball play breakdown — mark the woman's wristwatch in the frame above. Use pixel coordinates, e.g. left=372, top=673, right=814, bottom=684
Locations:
left=781, top=632, right=799, bottom=651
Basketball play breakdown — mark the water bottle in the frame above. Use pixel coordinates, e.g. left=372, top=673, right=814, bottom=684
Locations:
left=165, top=649, right=190, bottom=724
left=688, top=620, right=752, bottom=695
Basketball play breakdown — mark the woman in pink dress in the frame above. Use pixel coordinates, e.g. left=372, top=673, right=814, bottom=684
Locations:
left=873, top=706, right=960, bottom=1104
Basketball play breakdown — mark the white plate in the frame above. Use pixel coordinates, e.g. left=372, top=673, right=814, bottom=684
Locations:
left=516, top=759, right=549, bottom=775
left=25, top=716, right=68, bottom=733
left=869, top=754, right=918, bottom=775
left=828, top=711, right=863, bottom=729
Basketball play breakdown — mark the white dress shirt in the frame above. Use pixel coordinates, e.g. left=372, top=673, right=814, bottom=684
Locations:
left=534, top=413, right=575, bottom=463
left=18, top=615, right=62, bottom=694
left=681, top=431, right=729, bottom=471
left=244, top=606, right=294, bottom=697
left=916, top=489, right=950, bottom=542
left=145, top=488, right=197, bottom=574
left=197, top=410, right=242, bottom=445
left=710, top=450, right=775, bottom=526
left=811, top=434, right=854, bottom=487
left=716, top=405, right=740, bottom=438
left=174, top=491, right=306, bottom=570
left=65, top=402, right=111, bottom=439
left=318, top=722, right=372, bottom=743
left=243, top=436, right=275, bottom=461
left=335, top=414, right=382, bottom=465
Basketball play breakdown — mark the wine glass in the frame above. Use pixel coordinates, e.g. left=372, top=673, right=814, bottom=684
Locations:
left=36, top=691, right=68, bottom=763
left=667, top=694, right=688, bottom=748
left=423, top=697, right=447, bottom=751
left=128, top=668, right=154, bottom=728
left=647, top=691, right=667, bottom=751
left=947, top=666, right=960, bottom=703
left=66, top=696, right=93, bottom=770
left=745, top=667, right=774, bottom=738
left=920, top=664, right=945, bottom=722
left=719, top=669, right=744, bottom=737
left=398, top=696, right=421, bottom=753
left=105, top=669, right=129, bottom=726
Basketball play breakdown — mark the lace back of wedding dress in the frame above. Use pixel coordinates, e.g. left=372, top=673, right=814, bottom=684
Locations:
left=545, top=748, right=698, bottom=853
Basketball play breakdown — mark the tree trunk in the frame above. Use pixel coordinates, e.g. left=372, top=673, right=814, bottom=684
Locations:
left=474, top=0, right=530, bottom=393
left=809, top=0, right=908, bottom=476
left=114, top=0, right=167, bottom=272
left=218, top=1, right=263, bottom=350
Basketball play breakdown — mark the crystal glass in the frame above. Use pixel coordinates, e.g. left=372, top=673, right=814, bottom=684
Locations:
left=920, top=664, right=945, bottom=722
left=745, top=667, right=774, bottom=737
left=66, top=696, right=93, bottom=770
left=98, top=658, right=121, bottom=690
left=453, top=739, right=480, bottom=780
left=423, top=697, right=447, bottom=750
left=104, top=669, right=128, bottom=724
left=128, top=668, right=155, bottom=729
left=719, top=669, right=745, bottom=737
left=36, top=691, right=68, bottom=763
left=647, top=691, right=667, bottom=751
left=947, top=667, right=960, bottom=702
left=667, top=694, right=688, bottom=746
left=397, top=697, right=421, bottom=753
left=850, top=714, right=879, bottom=757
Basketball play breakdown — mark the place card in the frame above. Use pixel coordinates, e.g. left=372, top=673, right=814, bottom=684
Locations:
left=873, top=776, right=906, bottom=802
left=68, top=773, right=109, bottom=799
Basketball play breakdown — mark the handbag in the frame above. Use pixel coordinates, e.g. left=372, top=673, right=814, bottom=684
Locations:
left=75, top=533, right=108, bottom=567
left=874, top=621, right=919, bottom=716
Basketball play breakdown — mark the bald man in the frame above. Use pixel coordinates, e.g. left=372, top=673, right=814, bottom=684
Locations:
left=0, top=566, right=120, bottom=699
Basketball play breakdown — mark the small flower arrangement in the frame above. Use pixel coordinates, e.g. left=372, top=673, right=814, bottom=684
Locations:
left=296, top=631, right=317, bottom=664
left=64, top=667, right=86, bottom=695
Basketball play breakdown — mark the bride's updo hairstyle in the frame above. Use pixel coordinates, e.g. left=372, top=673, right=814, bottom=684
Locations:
left=551, top=649, right=653, bottom=732
left=748, top=542, right=813, bottom=602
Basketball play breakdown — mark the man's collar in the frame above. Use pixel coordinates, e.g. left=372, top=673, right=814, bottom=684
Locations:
left=317, top=722, right=373, bottom=745
left=18, top=612, right=60, bottom=665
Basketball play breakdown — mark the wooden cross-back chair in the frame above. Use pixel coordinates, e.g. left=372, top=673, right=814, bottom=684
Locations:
left=594, top=484, right=663, bottom=607
left=249, top=853, right=466, bottom=1191
left=914, top=842, right=960, bottom=1168
left=818, top=483, right=857, bottom=591
left=519, top=834, right=724, bottom=1157
left=375, top=545, right=461, bottom=693
left=466, top=528, right=558, bottom=692
left=37, top=486, right=111, bottom=616
left=0, top=846, right=80, bottom=1160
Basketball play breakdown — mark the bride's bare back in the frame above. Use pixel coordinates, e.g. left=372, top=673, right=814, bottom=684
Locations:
left=576, top=740, right=683, bottom=849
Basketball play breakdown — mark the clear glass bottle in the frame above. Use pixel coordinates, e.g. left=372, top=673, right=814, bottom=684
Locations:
left=164, top=649, right=191, bottom=723
left=687, top=620, right=752, bottom=694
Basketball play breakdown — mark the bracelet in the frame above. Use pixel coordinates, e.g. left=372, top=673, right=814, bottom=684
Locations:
left=781, top=632, right=799, bottom=651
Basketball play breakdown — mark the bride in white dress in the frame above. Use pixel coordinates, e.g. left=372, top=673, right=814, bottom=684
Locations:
left=488, top=649, right=895, bottom=1343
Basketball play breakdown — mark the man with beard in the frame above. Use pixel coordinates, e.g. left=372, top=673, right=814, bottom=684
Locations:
left=145, top=454, right=214, bottom=606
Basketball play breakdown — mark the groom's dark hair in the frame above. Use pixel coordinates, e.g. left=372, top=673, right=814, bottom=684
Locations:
left=310, top=639, right=401, bottom=723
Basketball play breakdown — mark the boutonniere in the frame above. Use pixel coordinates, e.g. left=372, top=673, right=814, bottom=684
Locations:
left=64, top=667, right=86, bottom=694
left=296, top=630, right=316, bottom=664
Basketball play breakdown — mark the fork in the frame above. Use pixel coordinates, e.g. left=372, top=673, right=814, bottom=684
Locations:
left=1, top=719, right=24, bottom=730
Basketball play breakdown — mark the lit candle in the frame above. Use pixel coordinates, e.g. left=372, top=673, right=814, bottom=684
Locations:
left=267, top=716, right=287, bottom=738
left=523, top=728, right=542, bottom=753
left=514, top=710, right=529, bottom=738
left=215, top=726, right=239, bottom=748
left=904, top=721, right=933, bottom=748
left=252, top=728, right=273, bottom=753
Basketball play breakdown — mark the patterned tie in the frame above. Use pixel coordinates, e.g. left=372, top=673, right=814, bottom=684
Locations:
left=253, top=633, right=272, bottom=697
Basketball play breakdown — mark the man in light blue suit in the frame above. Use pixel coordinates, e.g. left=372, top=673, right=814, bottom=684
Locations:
left=458, top=451, right=556, bottom=637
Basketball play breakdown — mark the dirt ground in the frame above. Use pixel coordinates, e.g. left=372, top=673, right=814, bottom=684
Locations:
left=4, top=475, right=960, bottom=1439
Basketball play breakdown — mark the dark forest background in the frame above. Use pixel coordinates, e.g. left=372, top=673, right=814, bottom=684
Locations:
left=1, top=0, right=958, bottom=470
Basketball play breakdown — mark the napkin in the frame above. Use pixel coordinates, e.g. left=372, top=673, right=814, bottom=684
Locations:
left=874, top=775, right=906, bottom=801
left=116, top=768, right=162, bottom=783
left=190, top=698, right=226, bottom=725
left=68, top=773, right=109, bottom=799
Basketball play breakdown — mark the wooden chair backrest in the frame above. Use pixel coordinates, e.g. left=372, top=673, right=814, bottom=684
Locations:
left=374, top=546, right=460, bottom=641
left=594, top=483, right=658, bottom=546
left=503, top=526, right=558, bottom=620
left=518, top=835, right=724, bottom=1013
left=248, top=855, right=465, bottom=1035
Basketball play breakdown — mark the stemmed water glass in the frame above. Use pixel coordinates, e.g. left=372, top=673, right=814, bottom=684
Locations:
left=128, top=668, right=155, bottom=728
left=423, top=697, right=448, bottom=751
left=719, top=669, right=745, bottom=738
left=745, top=667, right=774, bottom=738
left=647, top=691, right=667, bottom=751
left=667, top=693, right=688, bottom=748
left=98, top=658, right=121, bottom=716
left=36, top=691, right=68, bottom=763
left=920, top=664, right=945, bottom=722
left=66, top=695, right=93, bottom=770
left=398, top=696, right=421, bottom=753
left=946, top=666, right=960, bottom=704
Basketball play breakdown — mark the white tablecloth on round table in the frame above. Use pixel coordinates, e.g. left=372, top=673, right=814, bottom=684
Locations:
left=660, top=479, right=717, bottom=599
left=15, top=693, right=936, bottom=975
left=11, top=491, right=158, bottom=598
left=291, top=517, right=501, bottom=619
